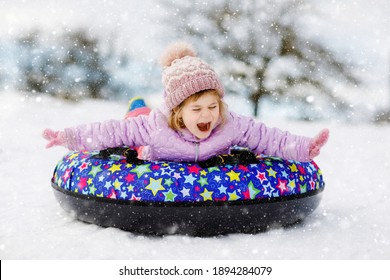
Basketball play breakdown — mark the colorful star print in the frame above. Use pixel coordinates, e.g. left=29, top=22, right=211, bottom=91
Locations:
left=184, top=174, right=197, bottom=185
left=181, top=187, right=191, bottom=197
left=163, top=189, right=177, bottom=202
left=228, top=190, right=240, bottom=200
left=276, top=178, right=288, bottom=195
left=145, top=178, right=165, bottom=196
left=131, top=164, right=152, bottom=177
left=108, top=164, right=121, bottom=173
left=197, top=177, right=208, bottom=187
left=226, top=170, right=240, bottom=182
left=52, top=150, right=325, bottom=203
left=248, top=181, right=260, bottom=199
left=200, top=188, right=213, bottom=201
left=187, top=165, right=202, bottom=174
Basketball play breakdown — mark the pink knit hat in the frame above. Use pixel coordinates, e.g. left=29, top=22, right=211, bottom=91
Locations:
left=160, top=42, right=224, bottom=110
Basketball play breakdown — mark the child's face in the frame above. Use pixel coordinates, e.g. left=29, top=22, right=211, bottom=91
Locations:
left=179, top=91, right=220, bottom=139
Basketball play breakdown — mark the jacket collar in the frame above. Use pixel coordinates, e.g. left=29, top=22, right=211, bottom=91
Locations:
left=178, top=128, right=202, bottom=143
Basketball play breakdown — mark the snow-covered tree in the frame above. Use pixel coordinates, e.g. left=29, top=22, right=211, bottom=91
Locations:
left=14, top=29, right=160, bottom=101
left=15, top=29, right=133, bottom=100
left=161, top=0, right=360, bottom=117
left=16, top=31, right=48, bottom=94
left=61, top=30, right=110, bottom=99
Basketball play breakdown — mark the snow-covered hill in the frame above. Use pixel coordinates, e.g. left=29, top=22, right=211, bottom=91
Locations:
left=1, top=91, right=389, bottom=260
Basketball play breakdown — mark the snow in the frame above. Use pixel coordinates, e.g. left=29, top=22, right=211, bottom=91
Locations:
left=1, top=0, right=390, bottom=264
left=1, top=90, right=389, bottom=260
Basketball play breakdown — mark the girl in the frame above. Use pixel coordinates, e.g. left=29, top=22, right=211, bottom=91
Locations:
left=43, top=42, right=329, bottom=162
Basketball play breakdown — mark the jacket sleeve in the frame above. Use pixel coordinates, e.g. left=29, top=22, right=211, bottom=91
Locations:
left=230, top=112, right=312, bottom=162
left=63, top=113, right=153, bottom=151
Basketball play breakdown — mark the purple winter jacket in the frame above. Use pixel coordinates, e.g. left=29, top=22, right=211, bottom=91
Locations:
left=64, top=109, right=312, bottom=162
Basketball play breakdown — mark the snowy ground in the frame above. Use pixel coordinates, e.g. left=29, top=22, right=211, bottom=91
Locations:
left=1, top=91, right=389, bottom=260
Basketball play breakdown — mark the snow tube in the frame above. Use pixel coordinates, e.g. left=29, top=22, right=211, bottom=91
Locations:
left=51, top=148, right=325, bottom=235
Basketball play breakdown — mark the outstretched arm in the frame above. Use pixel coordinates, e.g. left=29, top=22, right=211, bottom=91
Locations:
left=230, top=112, right=329, bottom=162
left=42, top=115, right=153, bottom=151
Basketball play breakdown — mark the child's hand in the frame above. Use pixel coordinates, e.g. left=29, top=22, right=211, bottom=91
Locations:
left=42, top=129, right=67, bottom=149
left=309, top=129, right=329, bottom=159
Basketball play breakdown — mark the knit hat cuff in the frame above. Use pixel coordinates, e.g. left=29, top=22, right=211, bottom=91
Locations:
left=166, top=75, right=224, bottom=110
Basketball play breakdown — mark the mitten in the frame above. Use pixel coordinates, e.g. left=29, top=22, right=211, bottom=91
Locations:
left=309, top=129, right=329, bottom=159
left=42, top=129, right=67, bottom=149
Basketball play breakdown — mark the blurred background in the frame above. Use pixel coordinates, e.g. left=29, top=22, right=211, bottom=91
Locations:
left=1, top=0, right=389, bottom=122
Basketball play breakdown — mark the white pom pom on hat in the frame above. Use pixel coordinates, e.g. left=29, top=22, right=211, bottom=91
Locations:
left=159, top=41, right=196, bottom=68
left=160, top=41, right=224, bottom=110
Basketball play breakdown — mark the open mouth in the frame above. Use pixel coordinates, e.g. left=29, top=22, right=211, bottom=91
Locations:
left=197, top=122, right=211, bottom=132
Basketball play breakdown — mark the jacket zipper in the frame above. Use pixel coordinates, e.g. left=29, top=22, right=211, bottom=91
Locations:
left=195, top=142, right=199, bottom=162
